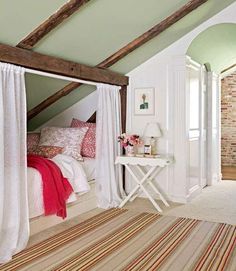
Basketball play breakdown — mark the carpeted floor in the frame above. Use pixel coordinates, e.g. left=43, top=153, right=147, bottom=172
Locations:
left=0, top=208, right=235, bottom=271
left=1, top=181, right=235, bottom=270
left=126, top=180, right=236, bottom=225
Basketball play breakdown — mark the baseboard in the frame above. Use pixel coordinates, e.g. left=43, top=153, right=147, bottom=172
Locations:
left=187, top=185, right=201, bottom=202
left=168, top=194, right=188, bottom=204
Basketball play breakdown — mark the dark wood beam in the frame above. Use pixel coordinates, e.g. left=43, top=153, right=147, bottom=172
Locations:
left=99, top=0, right=208, bottom=67
left=0, top=43, right=128, bottom=86
left=27, top=0, right=207, bottom=120
left=87, top=111, right=96, bottom=123
left=17, top=0, right=91, bottom=50
left=27, top=82, right=81, bottom=120
left=119, top=86, right=127, bottom=189
left=221, top=63, right=236, bottom=74
left=120, top=86, right=127, bottom=134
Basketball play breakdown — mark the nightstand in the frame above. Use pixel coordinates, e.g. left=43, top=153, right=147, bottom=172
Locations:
left=115, top=155, right=173, bottom=212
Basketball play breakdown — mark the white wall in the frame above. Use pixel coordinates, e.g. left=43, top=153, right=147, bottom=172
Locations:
left=126, top=2, right=236, bottom=203
left=41, top=2, right=236, bottom=203
left=38, top=91, right=98, bottom=129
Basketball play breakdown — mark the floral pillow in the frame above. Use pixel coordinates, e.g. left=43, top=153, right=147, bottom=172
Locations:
left=27, top=132, right=40, bottom=152
left=28, top=146, right=63, bottom=159
left=70, top=118, right=96, bottom=158
left=38, top=127, right=88, bottom=161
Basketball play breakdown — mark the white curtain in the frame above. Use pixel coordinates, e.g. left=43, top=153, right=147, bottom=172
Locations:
left=95, top=83, right=125, bottom=208
left=0, top=63, right=29, bottom=263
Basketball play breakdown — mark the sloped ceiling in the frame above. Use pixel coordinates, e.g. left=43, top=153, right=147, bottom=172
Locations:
left=0, top=0, right=235, bottom=130
left=187, top=23, right=236, bottom=73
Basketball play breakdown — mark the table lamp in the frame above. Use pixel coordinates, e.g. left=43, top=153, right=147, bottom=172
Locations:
left=144, top=122, right=162, bottom=155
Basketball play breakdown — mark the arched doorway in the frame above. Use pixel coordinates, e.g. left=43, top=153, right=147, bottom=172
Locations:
left=186, top=23, right=236, bottom=181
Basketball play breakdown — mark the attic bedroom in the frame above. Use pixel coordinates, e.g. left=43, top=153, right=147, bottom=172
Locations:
left=0, top=1, right=235, bottom=270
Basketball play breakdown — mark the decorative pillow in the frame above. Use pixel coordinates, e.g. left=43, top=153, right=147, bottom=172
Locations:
left=27, top=132, right=40, bottom=152
left=71, top=118, right=96, bottom=158
left=29, top=146, right=63, bottom=159
left=39, top=127, right=88, bottom=161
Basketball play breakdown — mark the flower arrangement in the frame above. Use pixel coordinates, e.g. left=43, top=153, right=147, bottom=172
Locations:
left=118, top=133, right=142, bottom=148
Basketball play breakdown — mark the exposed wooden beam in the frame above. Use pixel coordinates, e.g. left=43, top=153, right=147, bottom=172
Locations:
left=87, top=111, right=96, bottom=123
left=99, top=0, right=208, bottom=67
left=27, top=0, right=207, bottom=120
left=27, top=82, right=81, bottom=120
left=120, top=86, right=127, bottom=134
left=17, top=0, right=91, bottom=50
left=221, top=63, right=236, bottom=74
left=119, top=86, right=127, bottom=188
left=27, top=82, right=82, bottom=120
left=0, top=43, right=128, bottom=86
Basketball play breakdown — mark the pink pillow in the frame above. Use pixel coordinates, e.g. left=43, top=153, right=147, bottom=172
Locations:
left=71, top=118, right=96, bottom=158
left=39, top=127, right=88, bottom=161
left=27, top=133, right=40, bottom=152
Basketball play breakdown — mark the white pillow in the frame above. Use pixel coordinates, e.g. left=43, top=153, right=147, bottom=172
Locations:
left=39, top=127, right=88, bottom=161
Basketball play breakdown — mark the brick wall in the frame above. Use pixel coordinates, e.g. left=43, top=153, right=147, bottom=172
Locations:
left=221, top=72, right=236, bottom=166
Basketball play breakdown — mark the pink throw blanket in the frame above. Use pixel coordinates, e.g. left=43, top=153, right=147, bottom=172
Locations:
left=27, top=154, right=73, bottom=219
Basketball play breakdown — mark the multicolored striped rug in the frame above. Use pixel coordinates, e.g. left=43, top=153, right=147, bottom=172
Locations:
left=0, top=208, right=235, bottom=271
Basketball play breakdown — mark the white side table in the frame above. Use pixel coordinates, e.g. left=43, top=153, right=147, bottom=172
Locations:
left=115, top=155, right=173, bottom=212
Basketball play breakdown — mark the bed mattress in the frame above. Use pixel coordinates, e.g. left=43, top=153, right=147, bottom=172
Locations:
left=27, top=154, right=91, bottom=219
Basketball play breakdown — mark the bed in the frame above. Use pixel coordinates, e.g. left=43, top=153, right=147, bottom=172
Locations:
left=28, top=155, right=97, bottom=235
left=27, top=117, right=97, bottom=235
left=27, top=154, right=96, bottom=219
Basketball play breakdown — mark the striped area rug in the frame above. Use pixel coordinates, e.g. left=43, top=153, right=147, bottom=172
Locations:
left=0, top=208, right=235, bottom=271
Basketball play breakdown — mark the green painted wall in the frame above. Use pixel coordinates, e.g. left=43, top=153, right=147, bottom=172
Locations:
left=187, top=23, right=236, bottom=73
left=0, top=0, right=235, bottom=130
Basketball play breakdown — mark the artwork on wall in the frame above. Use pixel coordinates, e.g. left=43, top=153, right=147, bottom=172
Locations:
left=134, top=87, right=155, bottom=115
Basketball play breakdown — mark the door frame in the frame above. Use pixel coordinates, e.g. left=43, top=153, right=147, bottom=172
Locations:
left=207, top=72, right=221, bottom=185
left=186, top=57, right=207, bottom=191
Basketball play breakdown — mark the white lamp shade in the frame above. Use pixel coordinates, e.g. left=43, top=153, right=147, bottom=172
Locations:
left=144, top=122, right=162, bottom=138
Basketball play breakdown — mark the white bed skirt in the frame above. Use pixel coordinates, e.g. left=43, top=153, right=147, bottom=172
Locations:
left=29, top=181, right=96, bottom=236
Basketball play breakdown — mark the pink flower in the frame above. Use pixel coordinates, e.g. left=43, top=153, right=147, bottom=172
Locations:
left=118, top=133, right=143, bottom=148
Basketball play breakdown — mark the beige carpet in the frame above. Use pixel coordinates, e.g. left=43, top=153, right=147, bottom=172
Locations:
left=0, top=208, right=235, bottom=271
left=126, top=180, right=236, bottom=225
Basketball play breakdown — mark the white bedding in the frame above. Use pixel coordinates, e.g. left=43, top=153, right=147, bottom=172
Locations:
left=81, top=157, right=96, bottom=180
left=27, top=154, right=90, bottom=219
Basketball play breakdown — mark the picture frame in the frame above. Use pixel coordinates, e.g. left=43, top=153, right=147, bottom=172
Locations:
left=134, top=87, right=155, bottom=115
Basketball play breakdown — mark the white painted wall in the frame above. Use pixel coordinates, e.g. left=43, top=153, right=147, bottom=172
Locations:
left=38, top=91, right=98, bottom=129
left=41, top=2, right=236, bottom=203
left=126, top=2, right=236, bottom=203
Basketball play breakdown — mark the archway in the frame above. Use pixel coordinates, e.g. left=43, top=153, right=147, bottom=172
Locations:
left=186, top=23, right=236, bottom=181
left=187, top=23, right=236, bottom=74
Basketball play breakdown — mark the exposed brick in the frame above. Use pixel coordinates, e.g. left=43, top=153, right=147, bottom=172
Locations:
left=221, top=71, right=236, bottom=166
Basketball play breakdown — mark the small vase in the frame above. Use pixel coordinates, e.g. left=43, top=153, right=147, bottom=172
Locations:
left=126, top=145, right=135, bottom=156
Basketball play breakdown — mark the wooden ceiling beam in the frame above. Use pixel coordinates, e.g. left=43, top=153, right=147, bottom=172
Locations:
left=221, top=63, right=236, bottom=74
left=27, top=82, right=81, bottom=120
left=100, top=0, right=208, bottom=67
left=17, top=0, right=91, bottom=50
left=0, top=43, right=128, bottom=86
left=27, top=0, right=207, bottom=121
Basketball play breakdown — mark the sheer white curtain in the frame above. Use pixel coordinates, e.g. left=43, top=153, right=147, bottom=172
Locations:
left=0, top=63, right=29, bottom=263
left=95, top=83, right=125, bottom=208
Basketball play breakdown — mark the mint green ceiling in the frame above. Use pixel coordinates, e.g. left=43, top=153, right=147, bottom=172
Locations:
left=0, top=0, right=235, bottom=130
left=187, top=23, right=236, bottom=73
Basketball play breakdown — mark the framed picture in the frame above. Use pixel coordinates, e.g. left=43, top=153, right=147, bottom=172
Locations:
left=134, top=87, right=155, bottom=115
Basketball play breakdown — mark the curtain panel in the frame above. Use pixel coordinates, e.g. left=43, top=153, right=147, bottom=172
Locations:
left=95, top=84, right=125, bottom=208
left=0, top=63, right=29, bottom=263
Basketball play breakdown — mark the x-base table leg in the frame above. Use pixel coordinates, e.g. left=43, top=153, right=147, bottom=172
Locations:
left=136, top=165, right=169, bottom=207
left=119, top=164, right=163, bottom=212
